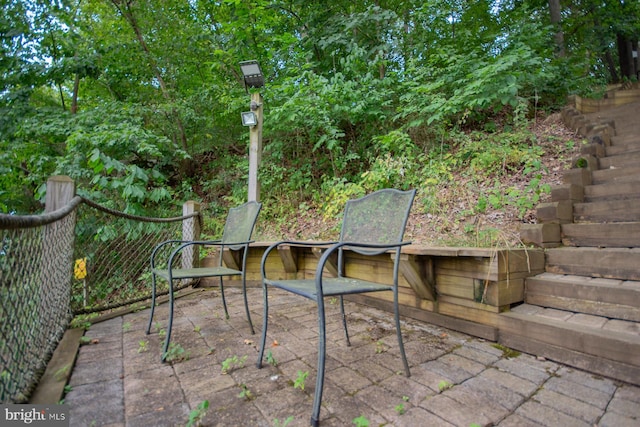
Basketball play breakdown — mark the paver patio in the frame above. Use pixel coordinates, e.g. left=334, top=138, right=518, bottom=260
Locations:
left=64, top=286, right=640, bottom=426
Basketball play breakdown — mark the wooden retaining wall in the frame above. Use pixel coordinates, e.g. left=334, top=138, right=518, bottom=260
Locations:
left=201, top=243, right=545, bottom=341
left=573, top=82, right=640, bottom=113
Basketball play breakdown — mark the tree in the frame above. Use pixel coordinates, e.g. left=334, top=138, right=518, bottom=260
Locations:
left=1, top=0, right=629, bottom=215
left=548, top=0, right=565, bottom=57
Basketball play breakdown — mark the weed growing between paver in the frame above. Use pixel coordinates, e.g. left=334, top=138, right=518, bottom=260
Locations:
left=238, top=383, right=254, bottom=401
left=293, top=370, right=309, bottom=390
left=164, top=342, right=189, bottom=362
left=353, top=415, right=370, bottom=426
left=273, top=416, right=294, bottom=427
left=186, top=400, right=209, bottom=427
left=491, top=343, right=521, bottom=358
left=221, top=355, right=247, bottom=374
left=265, top=350, right=278, bottom=366
left=438, top=380, right=453, bottom=392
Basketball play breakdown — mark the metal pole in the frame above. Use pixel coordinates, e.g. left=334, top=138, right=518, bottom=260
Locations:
left=248, top=92, right=263, bottom=202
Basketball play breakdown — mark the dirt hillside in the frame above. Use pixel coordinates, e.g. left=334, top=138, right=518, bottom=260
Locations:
left=257, top=112, right=583, bottom=247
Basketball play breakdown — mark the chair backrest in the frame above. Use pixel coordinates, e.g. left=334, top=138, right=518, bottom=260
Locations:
left=340, top=188, right=416, bottom=255
left=221, top=201, right=262, bottom=250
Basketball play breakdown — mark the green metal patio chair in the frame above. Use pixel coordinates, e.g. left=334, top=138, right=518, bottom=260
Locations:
left=256, top=189, right=415, bottom=426
left=147, top=201, right=261, bottom=362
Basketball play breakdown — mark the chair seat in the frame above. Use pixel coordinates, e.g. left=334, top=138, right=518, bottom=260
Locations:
left=153, top=267, right=241, bottom=281
left=265, top=277, right=392, bottom=300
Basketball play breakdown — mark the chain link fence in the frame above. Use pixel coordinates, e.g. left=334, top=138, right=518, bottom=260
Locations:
left=1, top=194, right=200, bottom=403
left=72, top=199, right=199, bottom=314
left=0, top=197, right=81, bottom=402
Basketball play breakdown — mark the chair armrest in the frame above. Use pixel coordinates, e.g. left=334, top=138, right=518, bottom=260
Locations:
left=338, top=240, right=412, bottom=255
left=151, top=239, right=221, bottom=269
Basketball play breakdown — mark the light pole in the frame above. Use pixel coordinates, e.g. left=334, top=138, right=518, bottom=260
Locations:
left=239, top=60, right=264, bottom=203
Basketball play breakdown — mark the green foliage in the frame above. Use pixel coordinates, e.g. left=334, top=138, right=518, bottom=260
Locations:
left=352, top=415, right=370, bottom=427
left=163, top=342, right=190, bottom=363
left=398, top=16, right=563, bottom=129
left=360, top=154, right=415, bottom=192
left=1, top=0, right=621, bottom=259
left=491, top=343, right=521, bottom=359
left=221, top=355, right=247, bottom=374
left=293, top=370, right=309, bottom=391
left=238, top=384, right=254, bottom=401
left=186, top=400, right=209, bottom=427
left=265, top=350, right=278, bottom=367
left=273, top=416, right=294, bottom=427
left=70, top=313, right=98, bottom=329
left=319, top=179, right=365, bottom=220
left=438, top=380, right=453, bottom=392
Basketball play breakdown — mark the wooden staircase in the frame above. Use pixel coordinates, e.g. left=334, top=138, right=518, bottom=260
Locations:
left=506, top=97, right=640, bottom=385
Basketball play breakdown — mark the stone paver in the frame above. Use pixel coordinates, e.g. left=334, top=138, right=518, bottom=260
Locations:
left=63, top=287, right=640, bottom=426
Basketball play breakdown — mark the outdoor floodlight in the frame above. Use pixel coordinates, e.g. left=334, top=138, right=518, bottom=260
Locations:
left=241, top=111, right=258, bottom=127
left=239, top=60, right=264, bottom=89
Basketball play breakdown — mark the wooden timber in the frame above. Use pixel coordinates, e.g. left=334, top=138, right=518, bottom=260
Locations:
left=546, top=247, right=640, bottom=281
left=499, top=305, right=640, bottom=384
left=200, top=243, right=544, bottom=341
left=511, top=98, right=640, bottom=386
left=525, top=273, right=640, bottom=321
left=574, top=85, right=640, bottom=113
left=562, top=223, right=640, bottom=247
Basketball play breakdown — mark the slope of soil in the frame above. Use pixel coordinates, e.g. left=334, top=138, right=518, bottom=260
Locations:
left=238, top=113, right=582, bottom=248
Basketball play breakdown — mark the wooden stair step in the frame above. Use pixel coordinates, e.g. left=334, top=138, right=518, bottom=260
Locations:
left=584, top=181, right=640, bottom=201
left=545, top=247, right=640, bottom=281
left=606, top=142, right=640, bottom=156
left=499, top=304, right=640, bottom=385
left=592, top=166, right=640, bottom=184
left=561, top=222, right=640, bottom=247
left=574, top=199, right=640, bottom=222
left=611, top=134, right=640, bottom=145
left=598, top=151, right=640, bottom=169
left=525, top=273, right=640, bottom=321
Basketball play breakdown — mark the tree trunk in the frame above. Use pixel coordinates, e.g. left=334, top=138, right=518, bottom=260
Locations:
left=617, top=34, right=635, bottom=80
left=604, top=50, right=620, bottom=83
left=71, top=73, right=80, bottom=114
left=548, top=0, right=565, bottom=57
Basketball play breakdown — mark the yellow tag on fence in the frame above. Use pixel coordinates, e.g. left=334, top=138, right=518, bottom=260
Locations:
left=74, top=257, right=87, bottom=280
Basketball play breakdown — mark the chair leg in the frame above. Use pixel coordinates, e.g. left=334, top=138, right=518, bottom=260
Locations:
left=242, top=273, right=255, bottom=334
left=220, top=276, right=229, bottom=319
left=161, top=279, right=175, bottom=362
left=339, top=296, right=351, bottom=346
left=256, top=282, right=269, bottom=368
left=394, top=294, right=410, bottom=377
left=146, top=273, right=158, bottom=334
left=311, top=298, right=327, bottom=427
